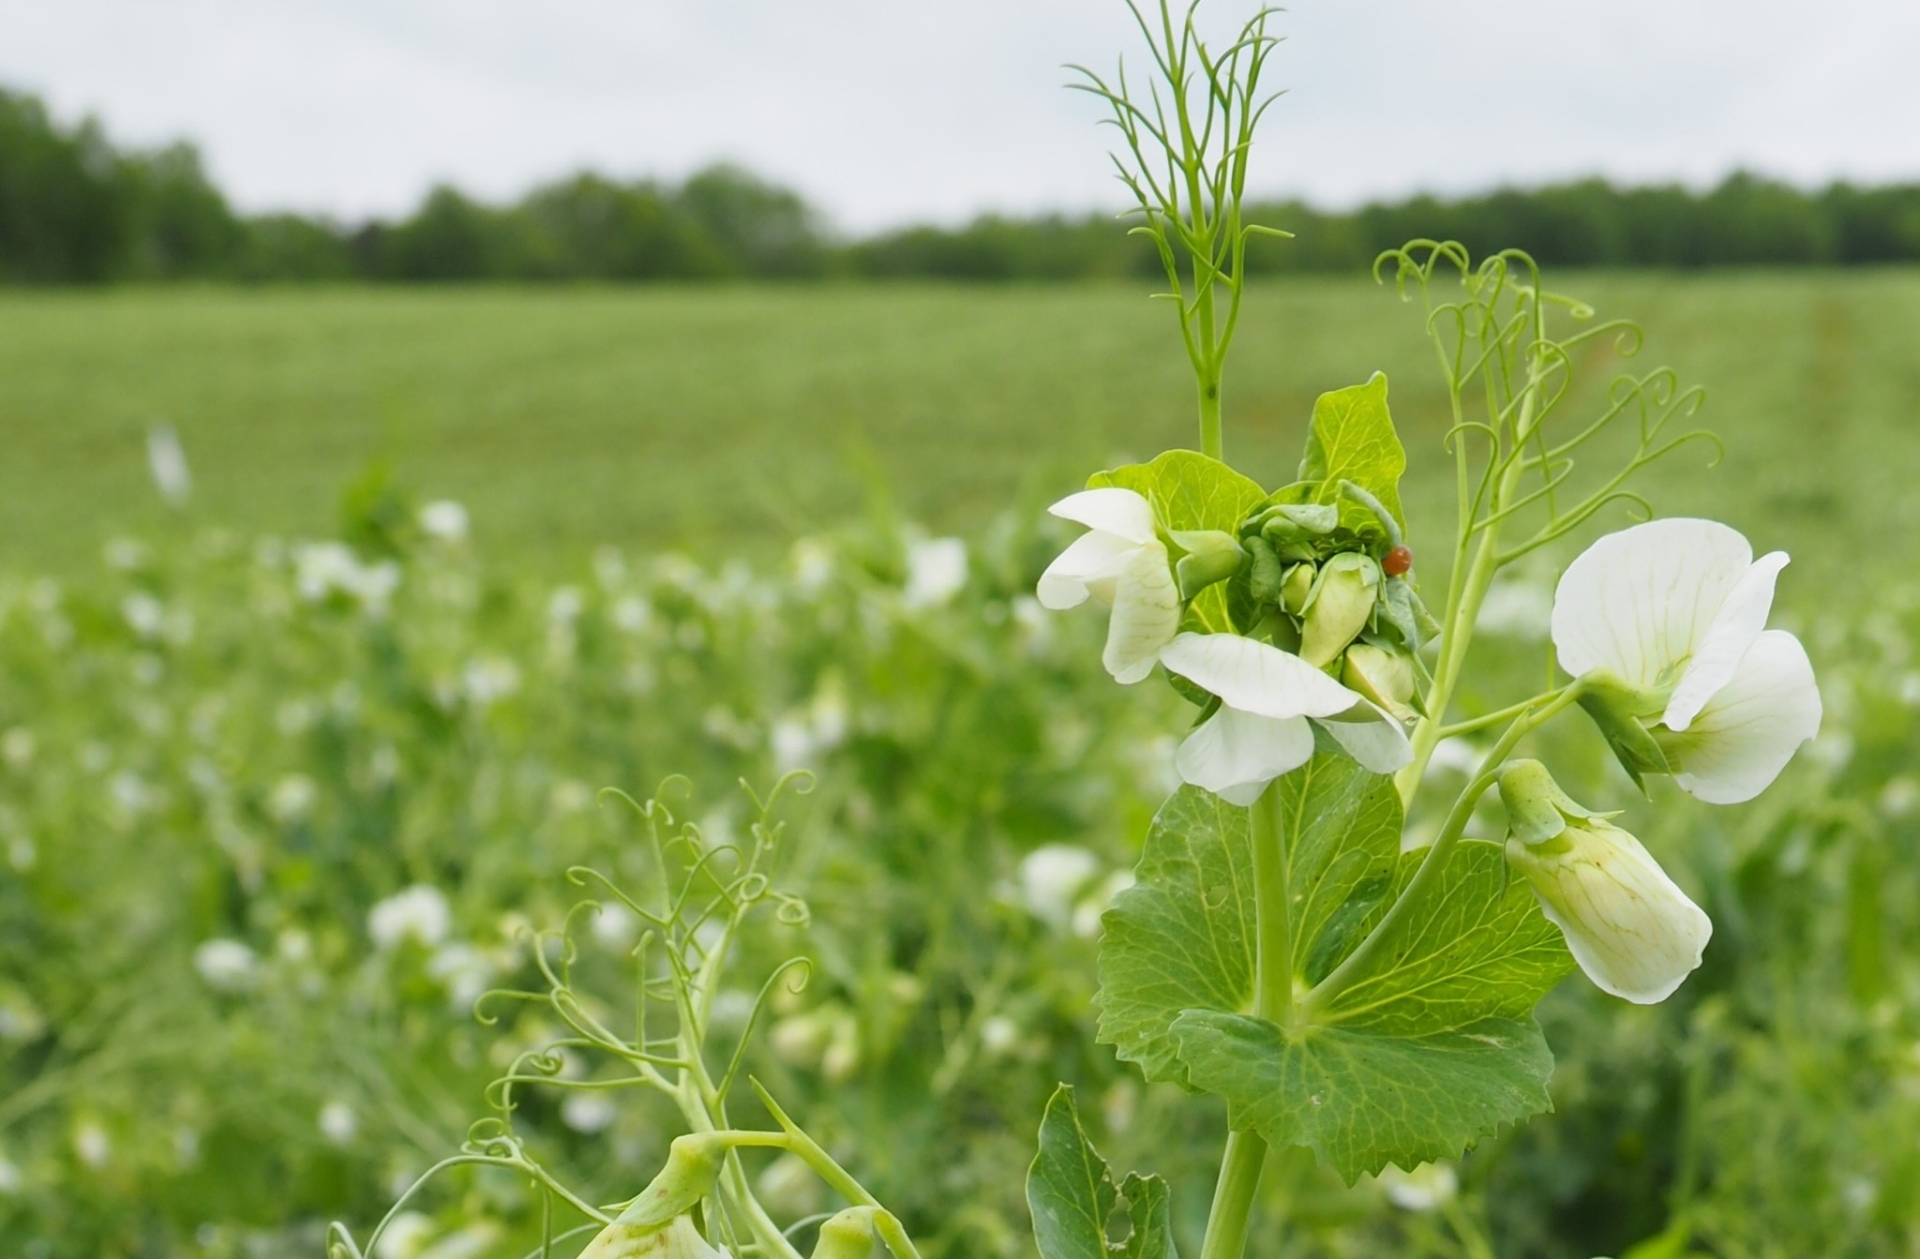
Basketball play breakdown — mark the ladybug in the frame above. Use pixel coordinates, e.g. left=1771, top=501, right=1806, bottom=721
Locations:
left=1382, top=544, right=1413, bottom=577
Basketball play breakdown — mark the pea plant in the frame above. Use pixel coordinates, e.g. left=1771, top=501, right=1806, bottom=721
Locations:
left=328, top=3, right=1825, bottom=1256
left=1027, top=5, right=1820, bottom=1257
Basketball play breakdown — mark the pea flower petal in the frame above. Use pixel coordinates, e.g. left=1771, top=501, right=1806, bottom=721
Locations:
left=1175, top=705, right=1315, bottom=806
left=1161, top=632, right=1412, bottom=802
left=1037, top=488, right=1181, bottom=684
left=1660, top=630, right=1823, bottom=804
left=1551, top=518, right=1819, bottom=803
left=1505, top=818, right=1712, bottom=1004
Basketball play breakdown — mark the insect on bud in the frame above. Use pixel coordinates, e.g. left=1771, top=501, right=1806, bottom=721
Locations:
left=1382, top=544, right=1413, bottom=578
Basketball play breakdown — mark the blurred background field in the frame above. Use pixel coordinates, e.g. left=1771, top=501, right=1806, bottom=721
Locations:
left=4, top=269, right=1918, bottom=577
left=3, top=266, right=1920, bottom=1259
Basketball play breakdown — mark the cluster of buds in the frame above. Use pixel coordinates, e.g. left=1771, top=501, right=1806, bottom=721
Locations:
left=1037, top=482, right=1426, bottom=804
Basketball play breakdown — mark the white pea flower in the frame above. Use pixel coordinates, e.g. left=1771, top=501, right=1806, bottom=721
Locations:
left=1160, top=632, right=1412, bottom=805
left=1036, top=488, right=1180, bottom=684
left=1552, top=518, right=1821, bottom=804
left=1499, top=760, right=1710, bottom=1003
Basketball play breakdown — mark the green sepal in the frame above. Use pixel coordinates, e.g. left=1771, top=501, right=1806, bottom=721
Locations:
left=1027, top=1086, right=1178, bottom=1259
left=1169, top=529, right=1248, bottom=600
left=615, top=1133, right=728, bottom=1228
left=1575, top=673, right=1671, bottom=790
left=1246, top=536, right=1284, bottom=606
left=1377, top=576, right=1437, bottom=654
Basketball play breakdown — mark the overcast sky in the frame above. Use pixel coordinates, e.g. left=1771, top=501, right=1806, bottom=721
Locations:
left=3, top=0, right=1916, bottom=232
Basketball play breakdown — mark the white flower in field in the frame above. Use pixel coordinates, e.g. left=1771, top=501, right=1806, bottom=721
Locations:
left=1017, top=844, right=1101, bottom=928
left=461, top=656, right=521, bottom=707
left=904, top=535, right=968, bottom=608
left=1553, top=518, right=1821, bottom=804
left=374, top=1212, right=436, bottom=1259
left=1499, top=760, right=1710, bottom=1004
left=192, top=939, right=258, bottom=992
left=267, top=773, right=317, bottom=823
left=560, top=1092, right=619, bottom=1134
left=980, top=1014, right=1022, bottom=1058
left=418, top=499, right=470, bottom=543
left=369, top=884, right=451, bottom=950
left=1378, top=1161, right=1458, bottom=1211
left=1161, top=632, right=1412, bottom=805
left=427, top=943, right=494, bottom=1010
left=294, top=542, right=402, bottom=613
left=318, top=1100, right=358, bottom=1145
left=1037, top=488, right=1180, bottom=684
left=72, top=1119, right=111, bottom=1169
left=146, top=422, right=192, bottom=504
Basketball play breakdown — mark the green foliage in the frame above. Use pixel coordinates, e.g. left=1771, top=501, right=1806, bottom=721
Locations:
left=1097, top=755, right=1570, bottom=1182
left=1172, top=1012, right=1555, bottom=1184
left=1028, top=1086, right=1176, bottom=1259
left=1292, top=373, right=1406, bottom=536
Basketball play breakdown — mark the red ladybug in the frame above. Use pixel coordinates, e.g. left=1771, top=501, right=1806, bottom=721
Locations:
left=1382, top=544, right=1413, bottom=577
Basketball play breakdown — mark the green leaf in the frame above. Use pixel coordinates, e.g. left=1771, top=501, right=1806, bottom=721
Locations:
left=1171, top=841, right=1575, bottom=1182
left=1094, top=756, right=1400, bottom=1086
left=1295, top=373, right=1407, bottom=536
left=1116, top=1173, right=1176, bottom=1259
left=1089, top=450, right=1267, bottom=535
left=1090, top=451, right=1267, bottom=633
left=1027, top=1086, right=1176, bottom=1259
left=1314, top=840, right=1574, bottom=1034
left=1170, top=1010, right=1555, bottom=1184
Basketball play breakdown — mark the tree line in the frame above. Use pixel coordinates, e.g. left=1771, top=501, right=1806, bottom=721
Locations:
left=5, top=84, right=1919, bottom=285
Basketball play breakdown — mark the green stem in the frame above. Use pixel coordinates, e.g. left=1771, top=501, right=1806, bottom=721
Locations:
left=1396, top=336, right=1551, bottom=808
left=1197, top=782, right=1290, bottom=1259
left=1198, top=1132, right=1267, bottom=1259
left=1199, top=366, right=1223, bottom=461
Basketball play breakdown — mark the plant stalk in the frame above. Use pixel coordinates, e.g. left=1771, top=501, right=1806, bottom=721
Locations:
left=1198, top=781, right=1290, bottom=1258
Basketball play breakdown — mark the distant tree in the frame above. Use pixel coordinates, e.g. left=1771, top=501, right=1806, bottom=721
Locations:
left=0, top=89, right=126, bottom=282
left=121, top=141, right=244, bottom=278
left=677, top=164, right=833, bottom=278
left=376, top=185, right=501, bottom=280
left=238, top=214, right=356, bottom=282
left=519, top=173, right=731, bottom=280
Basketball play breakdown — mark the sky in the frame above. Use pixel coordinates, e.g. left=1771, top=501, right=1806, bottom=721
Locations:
left=2, top=0, right=1917, bottom=232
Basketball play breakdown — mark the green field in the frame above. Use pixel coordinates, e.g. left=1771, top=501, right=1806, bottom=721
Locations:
left=4, top=271, right=1916, bottom=578
left=6, top=271, right=1920, bottom=1259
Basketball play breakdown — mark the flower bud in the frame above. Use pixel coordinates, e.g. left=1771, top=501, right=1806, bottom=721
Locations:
left=1279, top=563, right=1314, bottom=616
left=1498, top=760, right=1710, bottom=1004
left=1341, top=642, right=1418, bottom=722
left=1246, top=536, right=1284, bottom=606
left=1168, top=530, right=1247, bottom=600
left=1252, top=501, right=1338, bottom=541
left=1299, top=552, right=1380, bottom=668
left=579, top=1216, right=726, bottom=1259
left=615, top=1133, right=729, bottom=1229
left=812, top=1207, right=879, bottom=1258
